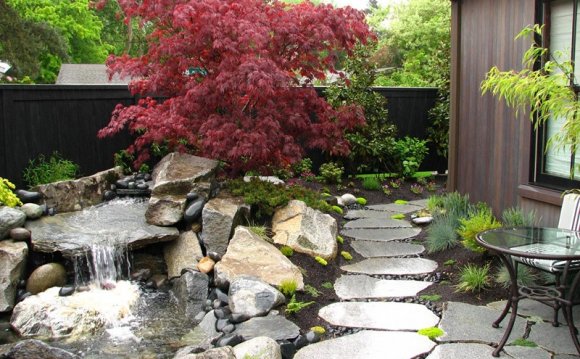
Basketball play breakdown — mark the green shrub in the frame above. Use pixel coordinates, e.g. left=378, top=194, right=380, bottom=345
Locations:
left=319, top=162, right=344, bottom=184
left=425, top=181, right=438, bottom=192
left=293, top=158, right=313, bottom=176
left=410, top=183, right=424, bottom=195
left=495, top=263, right=537, bottom=289
left=356, top=197, right=367, bottom=205
left=426, top=195, right=444, bottom=212
left=285, top=294, right=315, bottom=314
left=456, top=263, right=491, bottom=292
left=362, top=176, right=382, bottom=191
left=458, top=206, right=502, bottom=253
left=426, top=214, right=460, bottom=253
left=114, top=149, right=135, bottom=174
left=341, top=251, right=353, bottom=260
left=389, top=178, right=402, bottom=188
left=0, top=177, right=22, bottom=207
left=417, top=327, right=445, bottom=340
left=315, top=256, right=328, bottom=266
left=279, top=279, right=298, bottom=297
left=331, top=206, right=343, bottom=215
left=23, top=152, right=79, bottom=187
left=280, top=246, right=294, bottom=257
left=441, top=191, right=472, bottom=219
left=138, top=163, right=150, bottom=173
left=382, top=184, right=392, bottom=196
left=304, top=284, right=321, bottom=298
left=501, top=207, right=537, bottom=227
left=393, top=137, right=429, bottom=178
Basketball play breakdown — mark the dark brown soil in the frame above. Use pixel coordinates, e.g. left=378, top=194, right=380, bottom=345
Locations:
left=281, top=174, right=509, bottom=337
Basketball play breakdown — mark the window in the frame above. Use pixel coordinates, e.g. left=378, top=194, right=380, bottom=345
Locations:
left=534, top=0, right=580, bottom=189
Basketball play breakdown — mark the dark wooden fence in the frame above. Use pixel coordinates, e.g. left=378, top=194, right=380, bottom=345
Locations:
left=0, top=85, right=439, bottom=189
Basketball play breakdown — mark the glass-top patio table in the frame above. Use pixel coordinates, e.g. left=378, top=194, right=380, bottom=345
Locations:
left=476, top=227, right=580, bottom=357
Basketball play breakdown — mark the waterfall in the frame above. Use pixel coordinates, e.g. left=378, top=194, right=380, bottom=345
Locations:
left=73, top=240, right=131, bottom=288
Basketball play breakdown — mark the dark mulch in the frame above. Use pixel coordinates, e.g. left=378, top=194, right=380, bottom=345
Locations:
left=280, top=174, right=508, bottom=337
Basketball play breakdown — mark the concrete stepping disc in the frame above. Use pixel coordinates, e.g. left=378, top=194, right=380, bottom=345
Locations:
left=341, top=258, right=438, bottom=275
left=426, top=343, right=496, bottom=359
left=351, top=240, right=425, bottom=258
left=334, top=274, right=432, bottom=299
left=343, top=218, right=412, bottom=229
left=294, top=330, right=435, bottom=359
left=367, top=203, right=423, bottom=214
left=341, top=228, right=421, bottom=241
left=407, top=199, right=428, bottom=208
left=344, top=209, right=397, bottom=220
left=319, top=302, right=439, bottom=330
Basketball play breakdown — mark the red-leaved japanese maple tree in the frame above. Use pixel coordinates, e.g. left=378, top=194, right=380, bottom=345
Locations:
left=96, top=0, right=374, bottom=174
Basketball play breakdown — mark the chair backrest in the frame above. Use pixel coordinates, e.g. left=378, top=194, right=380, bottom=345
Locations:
left=558, top=193, right=580, bottom=231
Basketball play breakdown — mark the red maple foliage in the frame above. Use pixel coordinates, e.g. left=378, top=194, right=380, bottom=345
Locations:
left=96, top=0, right=374, bottom=174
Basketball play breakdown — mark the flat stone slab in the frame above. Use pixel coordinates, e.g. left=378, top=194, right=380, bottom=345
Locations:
left=504, top=345, right=551, bottom=359
left=233, top=315, right=300, bottom=341
left=367, top=203, right=423, bottom=214
left=294, top=330, right=435, bottom=359
left=334, top=275, right=432, bottom=299
left=341, top=258, right=437, bottom=275
left=319, top=302, right=439, bottom=330
left=26, top=199, right=179, bottom=257
left=340, top=228, right=421, bottom=241
left=343, top=218, right=412, bottom=229
left=487, top=299, right=580, bottom=324
left=407, top=199, right=429, bottom=208
left=350, top=241, right=425, bottom=258
left=344, top=210, right=397, bottom=220
left=438, top=302, right=527, bottom=344
left=528, top=320, right=580, bottom=355
left=426, top=343, right=495, bottom=359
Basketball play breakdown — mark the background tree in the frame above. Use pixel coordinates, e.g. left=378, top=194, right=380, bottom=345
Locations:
left=97, top=0, right=373, bottom=174
left=0, top=0, right=69, bottom=82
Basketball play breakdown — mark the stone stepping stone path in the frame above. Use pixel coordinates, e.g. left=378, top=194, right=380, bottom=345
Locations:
left=343, top=218, right=413, bottom=229
left=319, top=302, right=439, bottom=330
left=341, top=227, right=421, bottom=241
left=294, top=330, right=436, bottom=359
left=343, top=209, right=398, bottom=220
left=350, top=240, right=425, bottom=258
left=341, top=257, right=438, bottom=275
left=334, top=275, right=432, bottom=300
left=367, top=202, right=424, bottom=214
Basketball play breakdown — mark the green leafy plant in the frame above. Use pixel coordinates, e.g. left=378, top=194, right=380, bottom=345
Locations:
left=319, top=162, right=344, bottom=184
left=114, top=149, right=135, bottom=174
left=356, top=197, right=367, bottom=205
left=331, top=206, right=344, bottom=215
left=393, top=137, right=429, bottom=178
left=427, top=195, right=444, bottom=212
left=315, top=256, right=328, bottom=266
left=310, top=326, right=326, bottom=335
left=0, top=177, right=22, bottom=207
left=458, top=206, right=502, bottom=253
left=417, top=327, right=445, bottom=340
left=426, top=214, right=460, bottom=253
left=285, top=294, right=315, bottom=315
left=280, top=246, right=294, bottom=257
left=304, top=284, right=321, bottom=298
left=138, top=163, right=150, bottom=173
left=382, top=184, right=392, bottom=196
left=391, top=213, right=406, bottom=220
left=509, top=338, right=538, bottom=347
left=341, top=251, right=353, bottom=260
left=362, top=176, right=382, bottom=191
left=293, top=158, right=313, bottom=176
left=455, top=263, right=491, bottom=293
left=23, top=152, right=79, bottom=187
left=389, top=178, right=402, bottom=189
left=279, top=279, right=298, bottom=297
left=425, top=181, right=438, bottom=192
left=443, top=259, right=457, bottom=266
left=410, top=183, right=424, bottom=195
left=501, top=207, right=538, bottom=227
left=495, top=263, right=537, bottom=289
left=336, top=235, right=344, bottom=244
left=321, top=282, right=333, bottom=289
left=419, top=294, right=442, bottom=302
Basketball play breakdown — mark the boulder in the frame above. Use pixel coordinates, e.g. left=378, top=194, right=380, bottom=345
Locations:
left=0, top=240, right=27, bottom=312
left=0, top=207, right=26, bottom=239
left=340, top=193, right=357, bottom=206
left=26, top=263, right=67, bottom=295
left=3, top=339, right=79, bottom=359
left=228, top=276, right=285, bottom=318
left=9, top=228, right=31, bottom=241
left=201, top=196, right=249, bottom=258
left=19, top=203, right=43, bottom=220
left=34, top=167, right=123, bottom=213
left=164, top=231, right=203, bottom=279
left=233, top=315, right=300, bottom=341
left=146, top=153, right=219, bottom=226
left=214, top=227, right=303, bottom=290
left=234, top=337, right=282, bottom=359
left=171, top=270, right=209, bottom=322
left=25, top=198, right=178, bottom=257
left=272, top=200, right=338, bottom=260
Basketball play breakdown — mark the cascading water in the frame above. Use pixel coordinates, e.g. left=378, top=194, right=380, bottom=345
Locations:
left=73, top=242, right=131, bottom=289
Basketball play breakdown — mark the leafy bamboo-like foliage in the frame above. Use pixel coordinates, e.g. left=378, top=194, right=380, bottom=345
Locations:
left=481, top=25, right=580, bottom=172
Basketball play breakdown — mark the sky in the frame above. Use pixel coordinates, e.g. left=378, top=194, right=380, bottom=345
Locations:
left=324, top=0, right=407, bottom=10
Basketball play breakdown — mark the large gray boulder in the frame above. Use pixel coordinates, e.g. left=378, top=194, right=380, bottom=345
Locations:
left=0, top=240, right=27, bottom=312
left=214, top=227, right=304, bottom=290
left=26, top=198, right=178, bottom=257
left=34, top=167, right=123, bottom=213
left=201, top=196, right=249, bottom=258
left=19, top=203, right=43, bottom=220
left=233, top=337, right=282, bottom=359
left=3, top=339, right=79, bottom=359
left=229, top=276, right=285, bottom=318
left=25, top=263, right=67, bottom=295
left=0, top=207, right=26, bottom=239
left=164, top=231, right=204, bottom=279
left=146, top=153, right=219, bottom=226
left=272, top=200, right=338, bottom=260
left=170, top=270, right=209, bottom=322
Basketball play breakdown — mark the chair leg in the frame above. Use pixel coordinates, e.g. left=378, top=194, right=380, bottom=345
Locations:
left=554, top=273, right=561, bottom=327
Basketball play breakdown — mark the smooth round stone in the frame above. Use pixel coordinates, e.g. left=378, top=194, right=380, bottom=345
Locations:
left=294, top=335, right=309, bottom=349
left=186, top=192, right=199, bottom=202
left=197, top=257, right=215, bottom=274
left=216, top=334, right=243, bottom=348
left=26, top=263, right=67, bottom=295
left=207, top=251, right=221, bottom=262
left=214, top=307, right=232, bottom=319
left=305, top=330, right=321, bottom=344
left=222, top=324, right=235, bottom=334
left=136, top=183, right=149, bottom=190
left=216, top=318, right=230, bottom=331
left=135, top=173, right=146, bottom=180
left=59, top=286, right=75, bottom=297
left=9, top=227, right=31, bottom=241
left=20, top=203, right=43, bottom=220
left=127, top=181, right=136, bottom=189
left=15, top=190, right=41, bottom=203
left=230, top=313, right=250, bottom=324
left=341, top=193, right=357, bottom=206
left=412, top=216, right=433, bottom=225
left=184, top=198, right=205, bottom=223
left=103, top=190, right=117, bottom=201
left=143, top=173, right=152, bottom=181
left=115, top=179, right=129, bottom=189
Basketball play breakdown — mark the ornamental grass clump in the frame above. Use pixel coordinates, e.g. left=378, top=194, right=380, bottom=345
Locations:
left=501, top=207, right=538, bottom=227
left=362, top=176, right=382, bottom=191
left=23, top=152, right=79, bottom=187
left=426, top=214, right=460, bottom=253
left=495, top=264, right=537, bottom=289
left=279, top=279, right=298, bottom=297
left=455, top=263, right=491, bottom=293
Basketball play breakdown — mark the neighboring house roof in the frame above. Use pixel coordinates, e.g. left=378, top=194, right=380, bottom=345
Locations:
left=56, top=64, right=130, bottom=85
